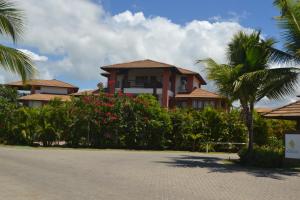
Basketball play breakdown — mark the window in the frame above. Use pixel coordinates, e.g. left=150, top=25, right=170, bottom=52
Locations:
left=180, top=77, right=187, bottom=91
left=135, top=76, right=148, bottom=87
left=192, top=100, right=204, bottom=109
left=177, top=101, right=187, bottom=108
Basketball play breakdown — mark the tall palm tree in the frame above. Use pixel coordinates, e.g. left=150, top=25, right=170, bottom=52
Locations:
left=0, top=0, right=35, bottom=82
left=274, top=0, right=300, bottom=58
left=200, top=31, right=299, bottom=156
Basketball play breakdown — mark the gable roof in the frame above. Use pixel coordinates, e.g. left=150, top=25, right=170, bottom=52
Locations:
left=71, top=89, right=100, bottom=96
left=101, top=59, right=206, bottom=85
left=6, top=79, right=78, bottom=90
left=264, top=100, right=300, bottom=119
left=19, top=94, right=71, bottom=102
left=175, top=88, right=223, bottom=99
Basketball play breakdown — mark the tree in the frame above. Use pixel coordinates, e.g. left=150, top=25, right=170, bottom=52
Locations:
left=200, top=31, right=299, bottom=157
left=0, top=0, right=36, bottom=81
left=274, top=0, right=300, bottom=58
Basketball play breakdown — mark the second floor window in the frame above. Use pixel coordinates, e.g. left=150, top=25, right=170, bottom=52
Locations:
left=135, top=76, right=148, bottom=86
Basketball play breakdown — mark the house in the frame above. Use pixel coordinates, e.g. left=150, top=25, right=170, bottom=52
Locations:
left=5, top=79, right=79, bottom=107
left=101, top=59, right=227, bottom=109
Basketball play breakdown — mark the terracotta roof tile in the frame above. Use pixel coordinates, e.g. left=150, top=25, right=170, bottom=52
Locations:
left=175, top=88, right=223, bottom=99
left=6, top=79, right=78, bottom=89
left=19, top=94, right=71, bottom=102
left=264, top=100, right=300, bottom=119
left=101, top=59, right=173, bottom=69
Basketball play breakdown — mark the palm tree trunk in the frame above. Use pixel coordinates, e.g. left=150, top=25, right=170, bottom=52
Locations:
left=247, top=103, right=254, bottom=154
left=241, top=102, right=254, bottom=158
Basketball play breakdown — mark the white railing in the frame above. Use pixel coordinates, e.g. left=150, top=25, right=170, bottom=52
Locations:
left=122, top=88, right=173, bottom=97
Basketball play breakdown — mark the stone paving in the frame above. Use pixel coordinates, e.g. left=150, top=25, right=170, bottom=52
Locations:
left=0, top=146, right=299, bottom=200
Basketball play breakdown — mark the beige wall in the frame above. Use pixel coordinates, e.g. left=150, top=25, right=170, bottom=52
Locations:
left=39, top=86, right=68, bottom=95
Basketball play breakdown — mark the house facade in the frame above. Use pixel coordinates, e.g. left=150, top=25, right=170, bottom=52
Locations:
left=5, top=79, right=79, bottom=107
left=101, top=59, right=227, bottom=109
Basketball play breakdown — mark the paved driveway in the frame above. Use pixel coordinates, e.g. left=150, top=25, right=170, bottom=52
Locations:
left=0, top=146, right=299, bottom=200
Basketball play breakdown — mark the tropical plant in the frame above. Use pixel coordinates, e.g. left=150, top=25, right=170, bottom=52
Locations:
left=0, top=85, right=18, bottom=103
left=274, top=0, right=300, bottom=58
left=0, top=0, right=36, bottom=81
left=200, top=31, right=299, bottom=158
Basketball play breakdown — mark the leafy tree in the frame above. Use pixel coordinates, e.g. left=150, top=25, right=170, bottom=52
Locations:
left=0, top=0, right=36, bottom=81
left=200, top=31, right=299, bottom=157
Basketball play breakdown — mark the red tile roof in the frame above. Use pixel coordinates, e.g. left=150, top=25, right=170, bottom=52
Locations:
left=6, top=79, right=78, bottom=89
left=175, top=88, right=223, bottom=99
left=19, top=94, right=71, bottom=102
left=101, top=59, right=206, bottom=84
left=71, top=89, right=100, bottom=96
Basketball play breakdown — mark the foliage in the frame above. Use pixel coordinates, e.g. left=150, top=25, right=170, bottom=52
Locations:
left=168, top=107, right=247, bottom=151
left=238, top=145, right=284, bottom=168
left=1, top=93, right=294, bottom=153
left=0, top=86, right=18, bottom=103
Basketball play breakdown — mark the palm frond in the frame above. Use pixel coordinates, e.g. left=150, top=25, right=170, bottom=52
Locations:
left=237, top=67, right=300, bottom=101
left=259, top=67, right=299, bottom=100
left=274, top=0, right=300, bottom=58
left=0, top=0, right=24, bottom=42
left=198, top=58, right=237, bottom=100
left=0, top=44, right=36, bottom=81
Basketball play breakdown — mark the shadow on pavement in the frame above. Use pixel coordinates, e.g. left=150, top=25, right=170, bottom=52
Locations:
left=157, top=155, right=300, bottom=180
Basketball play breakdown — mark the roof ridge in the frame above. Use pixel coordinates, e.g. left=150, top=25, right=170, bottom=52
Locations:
left=101, top=58, right=174, bottom=68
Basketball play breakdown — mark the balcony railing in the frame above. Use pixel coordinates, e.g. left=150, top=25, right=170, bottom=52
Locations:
left=122, top=80, right=162, bottom=88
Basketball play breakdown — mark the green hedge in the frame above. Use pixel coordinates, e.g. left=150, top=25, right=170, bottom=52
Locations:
left=238, top=146, right=284, bottom=168
left=0, top=86, right=295, bottom=151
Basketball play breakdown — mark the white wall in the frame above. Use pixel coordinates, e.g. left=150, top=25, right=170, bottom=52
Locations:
left=193, top=76, right=200, bottom=89
left=40, top=86, right=68, bottom=94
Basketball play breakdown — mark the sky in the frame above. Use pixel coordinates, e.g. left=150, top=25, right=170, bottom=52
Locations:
left=0, top=0, right=297, bottom=107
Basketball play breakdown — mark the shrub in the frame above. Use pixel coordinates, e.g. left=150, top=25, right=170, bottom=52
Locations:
left=238, top=145, right=284, bottom=168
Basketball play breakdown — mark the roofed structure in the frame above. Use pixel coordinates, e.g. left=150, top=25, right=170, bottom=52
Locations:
left=264, top=100, right=300, bottom=120
left=71, top=89, right=100, bottom=96
left=101, top=59, right=206, bottom=85
left=6, top=79, right=79, bottom=91
left=175, top=88, right=224, bottom=99
left=19, top=94, right=71, bottom=102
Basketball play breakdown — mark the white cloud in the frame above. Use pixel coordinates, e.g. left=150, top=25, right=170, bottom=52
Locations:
left=13, top=0, right=251, bottom=84
left=18, top=49, right=48, bottom=62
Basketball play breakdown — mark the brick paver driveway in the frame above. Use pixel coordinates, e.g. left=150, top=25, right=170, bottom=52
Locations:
left=0, top=146, right=299, bottom=200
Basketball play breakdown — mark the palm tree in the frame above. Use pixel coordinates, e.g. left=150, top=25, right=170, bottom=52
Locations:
left=200, top=31, right=299, bottom=156
left=0, top=0, right=35, bottom=81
